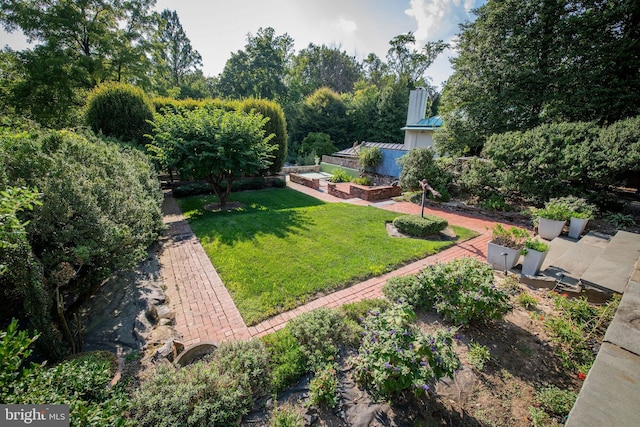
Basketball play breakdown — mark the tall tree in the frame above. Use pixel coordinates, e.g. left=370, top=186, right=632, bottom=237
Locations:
left=149, top=107, right=275, bottom=207
left=437, top=0, right=640, bottom=155
left=0, top=0, right=156, bottom=126
left=216, top=27, right=293, bottom=101
left=385, top=32, right=447, bottom=87
left=289, top=87, right=350, bottom=151
left=288, top=43, right=363, bottom=99
left=152, top=9, right=202, bottom=92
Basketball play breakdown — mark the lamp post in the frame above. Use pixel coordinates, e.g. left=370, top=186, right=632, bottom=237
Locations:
left=501, top=252, right=509, bottom=274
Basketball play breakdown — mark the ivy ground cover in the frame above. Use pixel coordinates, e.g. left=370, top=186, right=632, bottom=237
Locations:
left=178, top=188, right=477, bottom=325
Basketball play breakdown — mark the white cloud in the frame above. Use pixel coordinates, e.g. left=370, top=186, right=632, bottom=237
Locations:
left=336, top=17, right=357, bottom=34
left=405, top=0, right=479, bottom=44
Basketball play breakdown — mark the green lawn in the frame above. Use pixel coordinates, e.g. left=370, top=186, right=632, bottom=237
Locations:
left=178, top=188, right=477, bottom=325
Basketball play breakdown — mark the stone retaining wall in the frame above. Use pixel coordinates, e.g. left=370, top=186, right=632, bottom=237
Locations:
left=281, top=165, right=320, bottom=175
left=289, top=173, right=320, bottom=190
left=349, top=184, right=402, bottom=201
left=327, top=183, right=352, bottom=199
left=327, top=183, right=402, bottom=201
left=322, top=155, right=358, bottom=169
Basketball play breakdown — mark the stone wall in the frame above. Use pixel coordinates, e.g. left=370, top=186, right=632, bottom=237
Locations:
left=327, top=183, right=402, bottom=201
left=349, top=184, right=402, bottom=201
left=327, top=183, right=352, bottom=199
left=281, top=165, right=320, bottom=175
left=322, top=155, right=358, bottom=169
left=289, top=173, right=320, bottom=190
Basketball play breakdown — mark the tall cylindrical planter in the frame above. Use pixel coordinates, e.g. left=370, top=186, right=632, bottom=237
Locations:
left=568, top=217, right=588, bottom=239
left=537, top=218, right=565, bottom=240
left=521, top=249, right=548, bottom=276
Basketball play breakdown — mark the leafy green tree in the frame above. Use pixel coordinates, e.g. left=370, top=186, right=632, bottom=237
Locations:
left=85, top=82, right=155, bottom=144
left=438, top=0, right=640, bottom=155
left=152, top=9, right=203, bottom=93
left=385, top=33, right=447, bottom=87
left=0, top=0, right=156, bottom=126
left=344, top=82, right=381, bottom=143
left=398, top=148, right=452, bottom=195
left=299, top=132, right=337, bottom=159
left=290, top=87, right=350, bottom=152
left=149, top=107, right=275, bottom=207
left=216, top=27, right=293, bottom=101
left=288, top=43, right=363, bottom=99
left=240, top=98, right=288, bottom=175
left=482, top=121, right=601, bottom=202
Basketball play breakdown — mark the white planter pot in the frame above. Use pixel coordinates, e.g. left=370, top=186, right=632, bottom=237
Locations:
left=537, top=217, right=565, bottom=240
left=521, top=248, right=548, bottom=276
left=487, top=242, right=521, bottom=271
left=568, top=217, right=589, bottom=239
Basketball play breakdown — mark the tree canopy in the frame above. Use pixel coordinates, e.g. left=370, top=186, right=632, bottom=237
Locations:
left=149, top=107, right=275, bottom=207
left=437, top=0, right=640, bottom=155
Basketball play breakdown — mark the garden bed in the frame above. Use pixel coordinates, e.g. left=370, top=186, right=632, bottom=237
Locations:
left=239, top=275, right=617, bottom=427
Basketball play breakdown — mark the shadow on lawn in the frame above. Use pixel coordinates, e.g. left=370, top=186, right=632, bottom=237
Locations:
left=184, top=188, right=325, bottom=245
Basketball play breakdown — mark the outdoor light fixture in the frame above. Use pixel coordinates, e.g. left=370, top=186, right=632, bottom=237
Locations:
left=501, top=252, right=508, bottom=274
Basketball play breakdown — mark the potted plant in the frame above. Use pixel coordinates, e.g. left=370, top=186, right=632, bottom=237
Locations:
left=487, top=224, right=528, bottom=271
left=561, top=197, right=596, bottom=239
left=521, top=239, right=550, bottom=276
left=535, top=200, right=571, bottom=240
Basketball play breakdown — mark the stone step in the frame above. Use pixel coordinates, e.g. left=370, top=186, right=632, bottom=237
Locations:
left=580, top=231, right=640, bottom=293
left=540, top=231, right=640, bottom=294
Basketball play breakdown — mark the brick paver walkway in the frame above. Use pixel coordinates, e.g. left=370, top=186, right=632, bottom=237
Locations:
left=159, top=181, right=513, bottom=346
left=160, top=193, right=250, bottom=347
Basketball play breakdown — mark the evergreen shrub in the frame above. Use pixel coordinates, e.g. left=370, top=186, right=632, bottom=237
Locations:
left=85, top=82, right=154, bottom=144
left=392, top=214, right=448, bottom=237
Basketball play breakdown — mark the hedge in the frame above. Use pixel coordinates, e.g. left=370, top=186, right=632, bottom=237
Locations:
left=392, top=214, right=448, bottom=237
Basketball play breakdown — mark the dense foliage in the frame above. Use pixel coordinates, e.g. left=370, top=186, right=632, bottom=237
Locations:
left=392, top=214, right=448, bottom=237
left=0, top=125, right=163, bottom=356
left=240, top=98, right=288, bottom=175
left=437, top=0, right=640, bottom=155
left=288, top=308, right=347, bottom=371
left=2, top=321, right=132, bottom=426
left=384, top=257, right=511, bottom=326
left=131, top=340, right=269, bottom=426
left=85, top=82, right=155, bottom=144
left=352, top=303, right=460, bottom=399
left=398, top=147, right=454, bottom=196
left=479, top=117, right=640, bottom=204
left=149, top=106, right=275, bottom=207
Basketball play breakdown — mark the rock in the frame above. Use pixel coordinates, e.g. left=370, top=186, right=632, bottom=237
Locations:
left=436, top=365, right=476, bottom=403
left=155, top=304, right=175, bottom=320
left=265, top=398, right=273, bottom=410
left=145, top=305, right=159, bottom=324
left=151, top=338, right=177, bottom=362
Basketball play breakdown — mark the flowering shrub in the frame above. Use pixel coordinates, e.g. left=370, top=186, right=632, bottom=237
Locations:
left=417, top=257, right=511, bottom=325
left=288, top=308, right=347, bottom=371
left=385, top=258, right=511, bottom=325
left=308, top=363, right=339, bottom=408
left=382, top=275, right=424, bottom=308
left=352, top=303, right=459, bottom=399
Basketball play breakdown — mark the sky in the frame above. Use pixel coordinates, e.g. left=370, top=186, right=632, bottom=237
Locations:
left=0, top=0, right=486, bottom=89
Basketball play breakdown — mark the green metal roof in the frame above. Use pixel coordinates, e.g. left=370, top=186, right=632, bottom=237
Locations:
left=401, top=115, right=443, bottom=130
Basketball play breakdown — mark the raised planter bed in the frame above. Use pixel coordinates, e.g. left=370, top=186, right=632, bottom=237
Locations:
left=328, top=183, right=402, bottom=201
left=289, top=173, right=320, bottom=190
